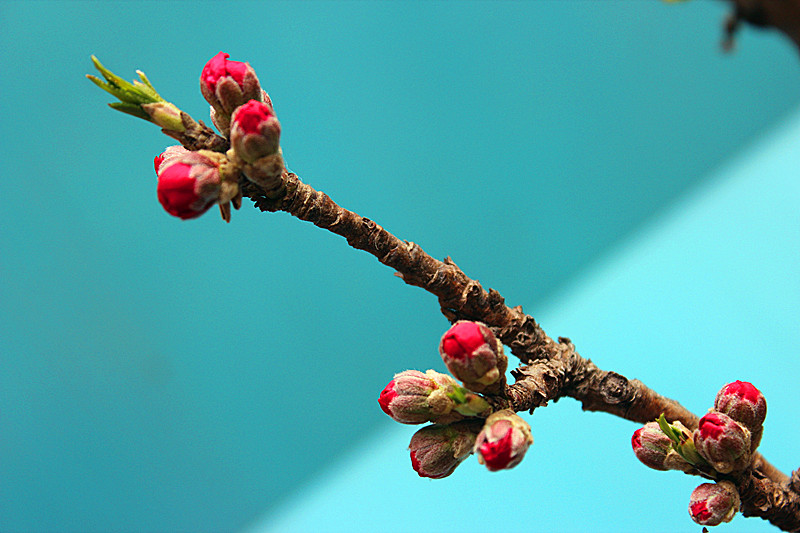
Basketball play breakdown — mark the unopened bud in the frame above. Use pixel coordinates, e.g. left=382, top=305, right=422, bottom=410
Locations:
left=715, top=381, right=766, bottom=432
left=378, top=370, right=490, bottom=425
left=689, top=481, right=740, bottom=526
left=155, top=150, right=225, bottom=220
left=200, top=52, right=263, bottom=135
left=230, top=100, right=281, bottom=164
left=694, top=412, right=751, bottom=474
left=439, top=321, right=507, bottom=393
left=409, top=421, right=481, bottom=479
left=634, top=422, right=694, bottom=472
left=474, top=409, right=533, bottom=472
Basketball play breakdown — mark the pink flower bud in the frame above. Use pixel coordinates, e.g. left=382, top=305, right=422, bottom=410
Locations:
left=439, top=321, right=507, bottom=393
left=230, top=100, right=281, bottom=164
left=474, top=409, right=533, bottom=471
left=379, top=370, right=461, bottom=425
left=714, top=381, right=766, bottom=432
left=200, top=52, right=263, bottom=135
left=156, top=150, right=224, bottom=220
left=694, top=411, right=751, bottom=474
left=408, top=421, right=481, bottom=479
left=631, top=422, right=673, bottom=471
left=379, top=370, right=490, bottom=425
left=689, top=481, right=740, bottom=526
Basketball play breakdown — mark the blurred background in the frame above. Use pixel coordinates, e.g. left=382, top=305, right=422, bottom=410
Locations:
left=2, top=1, right=799, bottom=532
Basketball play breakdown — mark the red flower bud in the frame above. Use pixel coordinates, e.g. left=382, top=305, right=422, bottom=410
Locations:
left=200, top=52, right=263, bottom=135
left=201, top=52, right=249, bottom=92
left=379, top=370, right=491, bottom=425
left=694, top=411, right=751, bottom=474
left=474, top=409, right=533, bottom=471
left=631, top=422, right=673, bottom=471
left=438, top=321, right=507, bottom=393
left=408, top=421, right=481, bottom=479
left=230, top=100, right=281, bottom=164
left=155, top=150, right=224, bottom=220
left=689, top=481, right=740, bottom=526
left=379, top=370, right=460, bottom=425
left=714, top=381, right=766, bottom=433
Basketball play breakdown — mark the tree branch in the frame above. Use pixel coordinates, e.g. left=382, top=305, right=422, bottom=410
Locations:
left=238, top=169, right=797, bottom=528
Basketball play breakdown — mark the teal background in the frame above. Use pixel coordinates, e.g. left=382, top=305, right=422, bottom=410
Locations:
left=1, top=1, right=798, bottom=532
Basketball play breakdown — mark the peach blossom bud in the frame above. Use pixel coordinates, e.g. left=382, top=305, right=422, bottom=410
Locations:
left=379, top=370, right=459, bottom=425
left=408, top=421, right=481, bottom=479
left=378, top=370, right=490, bottom=425
left=439, top=321, right=507, bottom=393
left=156, top=150, right=224, bottom=220
left=714, top=381, right=766, bottom=432
left=694, top=412, right=751, bottom=474
left=230, top=100, right=281, bottom=164
left=689, top=481, right=740, bottom=526
left=631, top=422, right=673, bottom=471
left=474, top=409, right=533, bottom=471
left=200, top=52, right=263, bottom=135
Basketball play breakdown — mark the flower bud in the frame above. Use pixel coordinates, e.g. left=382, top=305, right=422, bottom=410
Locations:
left=632, top=422, right=693, bottom=472
left=439, top=321, right=507, bottom=393
left=689, top=481, right=740, bottom=526
left=379, top=370, right=490, bottom=425
left=714, top=381, right=766, bottom=433
left=474, top=409, right=533, bottom=471
left=211, top=90, right=273, bottom=135
left=631, top=422, right=670, bottom=471
left=694, top=411, right=751, bottom=474
left=379, top=370, right=459, bottom=425
left=156, top=150, right=225, bottom=219
left=230, top=100, right=281, bottom=164
left=409, top=421, right=481, bottom=479
left=200, top=52, right=263, bottom=135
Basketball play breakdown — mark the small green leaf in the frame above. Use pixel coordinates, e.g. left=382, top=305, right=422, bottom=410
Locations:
left=447, top=386, right=468, bottom=404
left=88, top=55, right=168, bottom=122
left=109, top=102, right=150, bottom=121
left=656, top=414, right=680, bottom=444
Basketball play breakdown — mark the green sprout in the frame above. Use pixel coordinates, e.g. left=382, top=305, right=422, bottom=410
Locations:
left=86, top=56, right=165, bottom=121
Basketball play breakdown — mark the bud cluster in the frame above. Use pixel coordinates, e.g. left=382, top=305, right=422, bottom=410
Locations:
left=379, top=322, right=535, bottom=479
left=146, top=52, right=286, bottom=221
left=630, top=381, right=766, bottom=527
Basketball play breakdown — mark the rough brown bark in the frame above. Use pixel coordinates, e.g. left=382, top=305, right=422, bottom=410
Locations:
left=738, top=469, right=800, bottom=532
left=238, top=169, right=798, bottom=529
